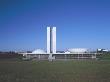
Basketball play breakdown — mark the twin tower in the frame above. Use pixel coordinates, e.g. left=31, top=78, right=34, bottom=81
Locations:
left=47, top=27, right=56, bottom=54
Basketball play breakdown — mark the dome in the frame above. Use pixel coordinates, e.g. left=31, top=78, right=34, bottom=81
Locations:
left=68, top=48, right=88, bottom=53
left=32, top=49, right=46, bottom=54
left=65, top=51, right=70, bottom=54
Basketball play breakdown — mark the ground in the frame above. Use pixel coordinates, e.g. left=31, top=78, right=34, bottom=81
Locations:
left=0, top=59, right=110, bottom=82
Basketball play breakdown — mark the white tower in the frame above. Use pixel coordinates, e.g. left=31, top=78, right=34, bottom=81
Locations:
left=47, top=27, right=56, bottom=54
left=52, top=27, right=56, bottom=53
left=47, top=27, right=51, bottom=53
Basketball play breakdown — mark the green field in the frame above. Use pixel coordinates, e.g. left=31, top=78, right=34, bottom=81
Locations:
left=0, top=60, right=110, bottom=82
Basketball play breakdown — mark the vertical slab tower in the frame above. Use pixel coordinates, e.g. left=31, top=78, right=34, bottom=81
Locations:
left=47, top=27, right=51, bottom=53
left=52, top=27, right=56, bottom=53
left=47, top=27, right=56, bottom=54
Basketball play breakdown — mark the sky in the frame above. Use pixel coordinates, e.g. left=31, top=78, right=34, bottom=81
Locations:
left=0, top=0, right=110, bottom=51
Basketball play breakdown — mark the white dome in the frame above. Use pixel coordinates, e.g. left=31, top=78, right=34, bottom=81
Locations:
left=65, top=51, right=70, bottom=54
left=68, top=48, right=88, bottom=53
left=32, top=49, right=46, bottom=54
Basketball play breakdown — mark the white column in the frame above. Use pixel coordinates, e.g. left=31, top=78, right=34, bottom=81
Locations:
left=52, top=27, right=56, bottom=53
left=47, top=27, right=50, bottom=53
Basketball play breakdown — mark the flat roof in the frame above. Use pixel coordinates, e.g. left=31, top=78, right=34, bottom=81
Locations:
left=20, top=52, right=101, bottom=55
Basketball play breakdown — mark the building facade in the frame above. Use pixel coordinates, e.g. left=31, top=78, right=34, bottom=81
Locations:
left=47, top=27, right=56, bottom=54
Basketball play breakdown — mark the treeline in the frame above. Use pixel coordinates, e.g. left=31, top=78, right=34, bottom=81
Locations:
left=0, top=52, right=22, bottom=59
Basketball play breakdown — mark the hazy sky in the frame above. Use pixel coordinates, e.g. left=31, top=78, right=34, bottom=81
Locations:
left=0, top=0, right=110, bottom=51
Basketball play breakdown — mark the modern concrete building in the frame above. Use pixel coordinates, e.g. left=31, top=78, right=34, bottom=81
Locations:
left=68, top=48, right=88, bottom=53
left=20, top=26, right=102, bottom=61
left=47, top=27, right=51, bottom=53
left=47, top=27, right=56, bottom=54
left=52, top=27, right=56, bottom=53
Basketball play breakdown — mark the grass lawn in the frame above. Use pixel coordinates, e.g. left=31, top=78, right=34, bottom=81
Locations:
left=0, top=60, right=110, bottom=82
